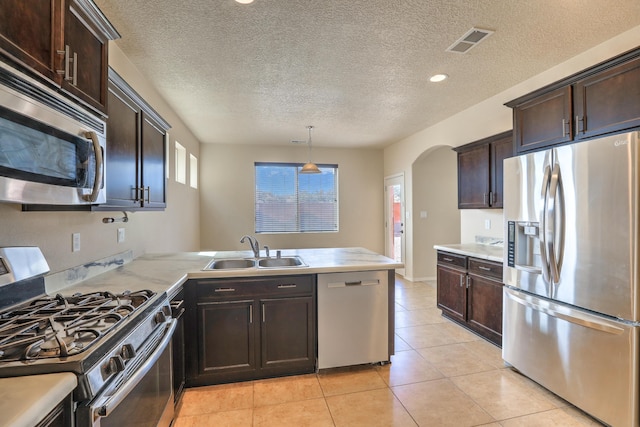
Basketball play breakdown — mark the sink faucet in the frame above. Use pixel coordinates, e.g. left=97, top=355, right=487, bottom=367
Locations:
left=240, top=235, right=260, bottom=258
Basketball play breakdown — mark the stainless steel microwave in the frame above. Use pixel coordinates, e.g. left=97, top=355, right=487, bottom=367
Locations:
left=0, top=62, right=106, bottom=205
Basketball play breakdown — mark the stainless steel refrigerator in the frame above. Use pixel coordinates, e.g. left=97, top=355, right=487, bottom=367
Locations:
left=503, top=130, right=640, bottom=427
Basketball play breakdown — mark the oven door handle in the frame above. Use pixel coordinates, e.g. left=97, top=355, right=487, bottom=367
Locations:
left=95, top=319, right=176, bottom=418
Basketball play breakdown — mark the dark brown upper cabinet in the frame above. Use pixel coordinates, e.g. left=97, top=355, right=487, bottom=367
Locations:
left=454, top=131, right=513, bottom=209
left=0, top=0, right=119, bottom=115
left=507, top=48, right=640, bottom=154
left=105, top=68, right=170, bottom=210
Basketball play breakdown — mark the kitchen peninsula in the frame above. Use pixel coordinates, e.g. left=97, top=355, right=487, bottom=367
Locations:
left=0, top=247, right=401, bottom=427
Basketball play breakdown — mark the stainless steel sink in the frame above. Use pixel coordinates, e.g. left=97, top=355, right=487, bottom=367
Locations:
left=257, top=256, right=306, bottom=268
left=205, top=258, right=255, bottom=269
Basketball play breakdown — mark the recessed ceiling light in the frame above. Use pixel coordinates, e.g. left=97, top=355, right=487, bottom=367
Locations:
left=235, top=0, right=254, bottom=4
left=429, top=74, right=448, bottom=83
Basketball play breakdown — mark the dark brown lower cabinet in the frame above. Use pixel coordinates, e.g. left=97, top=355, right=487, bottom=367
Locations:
left=197, top=299, right=257, bottom=381
left=467, top=272, right=503, bottom=344
left=185, top=275, right=316, bottom=386
left=436, top=264, right=466, bottom=324
left=36, top=393, right=73, bottom=427
left=261, top=296, right=315, bottom=372
left=436, top=251, right=503, bottom=346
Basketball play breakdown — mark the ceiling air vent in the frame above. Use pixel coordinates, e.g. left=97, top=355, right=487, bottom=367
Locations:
left=446, top=27, right=494, bottom=54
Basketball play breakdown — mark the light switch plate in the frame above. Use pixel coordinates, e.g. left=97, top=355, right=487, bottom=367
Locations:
left=484, top=219, right=491, bottom=230
left=117, top=228, right=125, bottom=243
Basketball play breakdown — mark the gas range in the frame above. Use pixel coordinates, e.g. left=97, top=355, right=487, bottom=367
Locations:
left=0, top=247, right=174, bottom=420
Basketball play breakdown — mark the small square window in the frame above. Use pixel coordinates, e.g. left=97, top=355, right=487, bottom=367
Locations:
left=190, top=154, right=198, bottom=189
left=175, top=141, right=186, bottom=184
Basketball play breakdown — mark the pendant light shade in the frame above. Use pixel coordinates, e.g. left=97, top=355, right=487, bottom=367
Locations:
left=299, top=125, right=321, bottom=174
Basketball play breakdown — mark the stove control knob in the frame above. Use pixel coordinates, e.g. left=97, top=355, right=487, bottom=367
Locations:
left=162, top=305, right=172, bottom=317
left=154, top=311, right=167, bottom=324
left=105, top=355, right=125, bottom=375
left=120, top=344, right=136, bottom=360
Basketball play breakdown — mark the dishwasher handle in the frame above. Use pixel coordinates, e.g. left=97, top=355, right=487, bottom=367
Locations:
left=327, top=279, right=380, bottom=288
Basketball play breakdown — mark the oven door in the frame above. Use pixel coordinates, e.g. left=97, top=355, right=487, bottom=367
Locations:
left=76, top=320, right=176, bottom=427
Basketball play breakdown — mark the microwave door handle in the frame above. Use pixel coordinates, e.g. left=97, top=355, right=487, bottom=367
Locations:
left=83, top=131, right=104, bottom=202
left=539, top=164, right=552, bottom=284
left=94, top=319, right=176, bottom=418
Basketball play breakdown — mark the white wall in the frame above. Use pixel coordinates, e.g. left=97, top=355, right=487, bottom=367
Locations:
left=384, top=25, right=640, bottom=280
left=199, top=143, right=384, bottom=253
left=412, top=146, right=460, bottom=281
left=0, top=43, right=201, bottom=273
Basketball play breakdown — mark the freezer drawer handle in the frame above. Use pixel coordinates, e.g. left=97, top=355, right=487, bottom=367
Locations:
left=507, top=291, right=624, bottom=335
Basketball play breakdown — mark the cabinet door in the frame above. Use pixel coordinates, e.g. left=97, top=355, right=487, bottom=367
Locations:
left=36, top=393, right=72, bottom=427
left=141, top=112, right=167, bottom=209
left=436, top=265, right=466, bottom=323
left=197, top=300, right=257, bottom=377
left=61, top=1, right=109, bottom=113
left=457, top=144, right=490, bottom=208
left=0, top=0, right=63, bottom=83
left=467, top=274, right=503, bottom=346
left=105, top=83, right=141, bottom=208
left=513, top=86, right=572, bottom=153
left=260, top=296, right=315, bottom=373
left=489, top=134, right=513, bottom=208
left=574, top=56, right=640, bottom=140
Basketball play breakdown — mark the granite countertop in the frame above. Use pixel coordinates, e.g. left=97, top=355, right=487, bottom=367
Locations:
left=0, top=373, right=77, bottom=427
left=434, top=243, right=504, bottom=263
left=49, top=247, right=404, bottom=298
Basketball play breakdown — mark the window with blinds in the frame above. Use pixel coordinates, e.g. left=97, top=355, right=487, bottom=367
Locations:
left=255, top=162, right=338, bottom=233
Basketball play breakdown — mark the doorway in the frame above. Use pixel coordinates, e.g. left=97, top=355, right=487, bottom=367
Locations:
left=384, top=174, right=405, bottom=276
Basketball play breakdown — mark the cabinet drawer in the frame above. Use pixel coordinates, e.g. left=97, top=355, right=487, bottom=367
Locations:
left=468, top=258, right=503, bottom=281
left=195, top=275, right=314, bottom=299
left=259, top=276, right=314, bottom=296
left=437, top=251, right=467, bottom=270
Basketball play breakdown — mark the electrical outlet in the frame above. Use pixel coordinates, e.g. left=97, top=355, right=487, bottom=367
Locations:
left=484, top=219, right=491, bottom=230
left=420, top=211, right=427, bottom=219
left=72, top=233, right=81, bottom=252
left=117, top=228, right=125, bottom=243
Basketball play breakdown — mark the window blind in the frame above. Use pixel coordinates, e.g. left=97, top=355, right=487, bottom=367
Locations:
left=255, top=162, right=338, bottom=233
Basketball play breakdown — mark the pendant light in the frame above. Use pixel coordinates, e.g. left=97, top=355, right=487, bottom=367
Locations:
left=300, top=125, right=321, bottom=174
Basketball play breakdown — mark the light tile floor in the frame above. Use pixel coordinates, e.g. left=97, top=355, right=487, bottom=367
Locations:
left=174, top=276, right=604, bottom=426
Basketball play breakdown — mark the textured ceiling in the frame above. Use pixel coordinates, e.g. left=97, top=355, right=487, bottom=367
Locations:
left=94, top=0, right=640, bottom=148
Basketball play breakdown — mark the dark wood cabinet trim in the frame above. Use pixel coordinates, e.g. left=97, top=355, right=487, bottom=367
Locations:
left=505, top=47, right=640, bottom=109
left=108, top=68, right=170, bottom=130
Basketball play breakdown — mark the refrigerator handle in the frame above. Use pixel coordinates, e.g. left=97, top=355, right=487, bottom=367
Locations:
left=547, top=163, right=563, bottom=283
left=539, top=164, right=552, bottom=283
left=505, top=290, right=624, bottom=335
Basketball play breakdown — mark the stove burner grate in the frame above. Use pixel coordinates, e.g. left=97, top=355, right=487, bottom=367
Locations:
left=0, top=290, right=155, bottom=361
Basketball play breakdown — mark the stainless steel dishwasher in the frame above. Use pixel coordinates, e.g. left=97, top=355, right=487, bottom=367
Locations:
left=317, top=270, right=389, bottom=369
